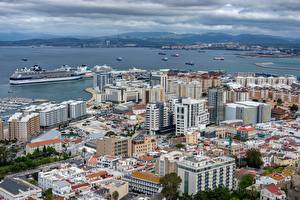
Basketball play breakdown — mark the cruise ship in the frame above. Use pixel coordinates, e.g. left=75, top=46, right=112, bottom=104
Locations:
left=9, top=65, right=83, bottom=85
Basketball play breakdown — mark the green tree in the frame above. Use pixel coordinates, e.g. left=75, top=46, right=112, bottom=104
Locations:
left=0, top=146, right=9, bottom=164
left=246, top=148, right=263, bottom=169
left=239, top=174, right=255, bottom=190
left=42, top=146, right=47, bottom=155
left=289, top=104, right=298, bottom=112
left=112, top=191, right=119, bottom=200
left=277, top=98, right=283, bottom=106
left=160, top=173, right=182, bottom=200
left=175, top=143, right=185, bottom=149
left=44, top=188, right=53, bottom=200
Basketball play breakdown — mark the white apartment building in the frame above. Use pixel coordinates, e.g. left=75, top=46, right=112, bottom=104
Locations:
left=39, top=104, right=68, bottom=127
left=38, top=166, right=85, bottom=190
left=175, top=98, right=209, bottom=135
left=235, top=75, right=296, bottom=87
left=62, top=100, right=87, bottom=119
left=145, top=102, right=172, bottom=135
left=225, top=101, right=271, bottom=125
left=177, top=155, right=236, bottom=195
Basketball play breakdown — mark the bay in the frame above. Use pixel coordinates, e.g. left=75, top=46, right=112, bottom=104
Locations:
left=0, top=46, right=299, bottom=102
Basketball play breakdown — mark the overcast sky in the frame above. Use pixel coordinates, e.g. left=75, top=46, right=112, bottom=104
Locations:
left=1, top=0, right=300, bottom=37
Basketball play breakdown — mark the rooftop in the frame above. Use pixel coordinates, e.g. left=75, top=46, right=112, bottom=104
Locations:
left=0, top=178, right=39, bottom=195
left=131, top=171, right=160, bottom=184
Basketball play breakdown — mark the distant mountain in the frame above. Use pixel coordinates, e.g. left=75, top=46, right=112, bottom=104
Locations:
left=0, top=32, right=59, bottom=41
left=0, top=32, right=300, bottom=47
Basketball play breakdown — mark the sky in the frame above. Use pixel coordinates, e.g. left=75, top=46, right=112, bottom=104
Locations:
left=1, top=0, right=300, bottom=37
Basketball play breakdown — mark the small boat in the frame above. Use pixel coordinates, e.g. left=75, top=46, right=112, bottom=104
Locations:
left=171, top=53, right=180, bottom=57
left=213, top=57, right=225, bottom=60
left=22, top=58, right=28, bottom=61
left=198, top=50, right=205, bottom=53
left=158, top=52, right=167, bottom=55
left=162, top=57, right=168, bottom=61
left=116, top=57, right=123, bottom=61
left=185, top=61, right=194, bottom=66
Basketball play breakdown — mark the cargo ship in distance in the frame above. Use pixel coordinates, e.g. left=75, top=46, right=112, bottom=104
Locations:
left=10, top=65, right=85, bottom=85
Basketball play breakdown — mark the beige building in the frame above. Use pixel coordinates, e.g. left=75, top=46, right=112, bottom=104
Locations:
left=8, top=112, right=40, bottom=142
left=156, top=151, right=183, bottom=176
left=102, top=180, right=129, bottom=200
left=131, top=135, right=156, bottom=157
left=96, top=136, right=132, bottom=157
left=185, top=131, right=198, bottom=145
left=142, top=86, right=165, bottom=104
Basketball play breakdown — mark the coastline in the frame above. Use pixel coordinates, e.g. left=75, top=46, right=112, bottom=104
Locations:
left=255, top=63, right=300, bottom=71
left=84, top=87, right=97, bottom=107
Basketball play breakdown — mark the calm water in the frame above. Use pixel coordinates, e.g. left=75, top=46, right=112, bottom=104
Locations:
left=0, top=46, right=300, bottom=102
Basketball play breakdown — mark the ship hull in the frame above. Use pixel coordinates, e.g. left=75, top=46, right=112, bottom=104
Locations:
left=10, top=75, right=82, bottom=85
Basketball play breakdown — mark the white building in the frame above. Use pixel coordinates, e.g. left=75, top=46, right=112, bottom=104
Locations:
left=62, top=100, right=87, bottom=119
left=235, top=75, right=296, bottom=87
left=52, top=180, right=72, bottom=197
left=38, top=165, right=85, bottom=190
left=0, top=178, right=42, bottom=200
left=175, top=98, right=209, bottom=135
left=93, top=65, right=113, bottom=92
left=145, top=102, right=172, bottom=135
left=225, top=101, right=271, bottom=125
left=177, top=155, right=236, bottom=195
left=260, top=184, right=286, bottom=200
left=123, top=171, right=162, bottom=195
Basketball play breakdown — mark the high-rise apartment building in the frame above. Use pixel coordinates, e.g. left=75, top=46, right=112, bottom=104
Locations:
left=142, top=86, right=165, bottom=104
left=225, top=101, right=271, bottom=124
left=8, top=112, right=40, bottom=142
left=145, top=102, right=173, bottom=135
left=96, top=136, right=132, bottom=157
left=208, top=88, right=225, bottom=125
left=177, top=155, right=236, bottom=195
left=62, top=100, right=87, bottom=119
left=175, top=98, right=209, bottom=135
left=93, top=65, right=113, bottom=92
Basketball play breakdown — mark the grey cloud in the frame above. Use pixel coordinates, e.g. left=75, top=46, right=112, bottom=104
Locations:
left=0, top=0, right=300, bottom=37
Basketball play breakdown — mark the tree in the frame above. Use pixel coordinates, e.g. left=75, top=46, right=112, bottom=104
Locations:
left=44, top=188, right=53, bottom=200
left=175, top=143, right=185, bottom=149
left=112, top=191, right=119, bottom=200
left=239, top=174, right=255, bottom=190
left=289, top=104, right=298, bottom=112
left=0, top=146, right=9, bottom=164
left=246, top=148, right=263, bottom=169
left=160, top=173, right=182, bottom=200
left=277, top=98, right=283, bottom=106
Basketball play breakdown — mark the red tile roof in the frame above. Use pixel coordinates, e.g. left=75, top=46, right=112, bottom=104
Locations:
left=27, top=138, right=61, bottom=148
left=266, top=184, right=282, bottom=196
left=71, top=183, right=90, bottom=190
